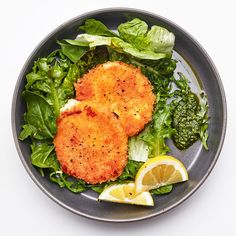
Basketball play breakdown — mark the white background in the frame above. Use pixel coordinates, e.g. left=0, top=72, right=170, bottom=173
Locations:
left=1, top=0, right=235, bottom=235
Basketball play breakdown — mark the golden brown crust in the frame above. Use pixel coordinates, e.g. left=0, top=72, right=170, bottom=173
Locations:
left=54, top=102, right=128, bottom=184
left=75, top=61, right=156, bottom=137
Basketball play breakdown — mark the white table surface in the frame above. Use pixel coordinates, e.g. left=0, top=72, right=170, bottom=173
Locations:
left=1, top=0, right=235, bottom=235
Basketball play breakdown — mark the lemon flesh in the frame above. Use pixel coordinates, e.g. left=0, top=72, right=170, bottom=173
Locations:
left=135, top=155, right=188, bottom=193
left=98, top=183, right=154, bottom=206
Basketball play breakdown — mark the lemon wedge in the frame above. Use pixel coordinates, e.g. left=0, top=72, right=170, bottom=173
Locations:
left=135, top=155, right=188, bottom=193
left=98, top=183, right=154, bottom=206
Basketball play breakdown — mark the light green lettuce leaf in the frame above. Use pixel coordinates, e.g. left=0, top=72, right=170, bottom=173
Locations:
left=111, top=37, right=168, bottom=60
left=71, top=34, right=167, bottom=60
left=118, top=18, right=149, bottom=50
left=147, top=25, right=175, bottom=53
left=128, top=136, right=149, bottom=162
left=118, top=18, right=175, bottom=53
left=79, top=18, right=117, bottom=37
left=75, top=34, right=111, bottom=47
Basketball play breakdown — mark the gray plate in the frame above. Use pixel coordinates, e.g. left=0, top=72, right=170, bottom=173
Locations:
left=11, top=8, right=227, bottom=222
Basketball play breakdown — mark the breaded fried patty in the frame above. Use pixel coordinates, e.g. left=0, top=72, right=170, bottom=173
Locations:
left=54, top=102, right=128, bottom=184
left=76, top=61, right=156, bottom=136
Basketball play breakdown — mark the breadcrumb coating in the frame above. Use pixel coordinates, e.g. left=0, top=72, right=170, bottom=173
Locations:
left=76, top=61, right=156, bottom=136
left=54, top=102, right=128, bottom=184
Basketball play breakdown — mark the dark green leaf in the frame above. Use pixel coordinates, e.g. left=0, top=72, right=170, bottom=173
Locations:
left=90, top=185, right=105, bottom=194
left=50, top=172, right=86, bottom=193
left=25, top=72, right=43, bottom=89
left=118, top=160, right=143, bottom=180
left=151, top=185, right=173, bottom=195
left=57, top=63, right=79, bottom=106
left=19, top=124, right=38, bottom=141
left=107, top=47, right=130, bottom=63
left=58, top=41, right=89, bottom=63
left=31, top=143, right=59, bottom=171
left=49, top=171, right=65, bottom=188
left=22, top=91, right=57, bottom=139
left=141, top=96, right=176, bottom=157
left=131, top=58, right=176, bottom=94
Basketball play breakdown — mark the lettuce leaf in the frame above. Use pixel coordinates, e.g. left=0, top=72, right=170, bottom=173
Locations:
left=79, top=18, right=117, bottom=37
left=68, top=18, right=174, bottom=60
left=146, top=25, right=175, bottom=53
left=66, top=34, right=167, bottom=60
left=118, top=18, right=175, bottom=53
left=75, top=34, right=111, bottom=47
left=128, top=136, right=149, bottom=162
left=118, top=18, right=149, bottom=50
left=111, top=37, right=168, bottom=60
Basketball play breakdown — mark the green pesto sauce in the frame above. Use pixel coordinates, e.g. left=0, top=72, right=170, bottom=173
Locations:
left=172, top=93, right=201, bottom=150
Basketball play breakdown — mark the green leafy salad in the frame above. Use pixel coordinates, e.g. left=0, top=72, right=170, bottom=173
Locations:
left=19, top=18, right=209, bottom=195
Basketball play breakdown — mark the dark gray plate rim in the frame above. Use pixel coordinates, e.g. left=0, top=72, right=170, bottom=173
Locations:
left=11, top=7, right=227, bottom=222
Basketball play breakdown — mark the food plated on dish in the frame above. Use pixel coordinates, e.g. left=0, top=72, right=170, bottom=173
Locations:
left=12, top=9, right=226, bottom=221
left=18, top=18, right=209, bottom=206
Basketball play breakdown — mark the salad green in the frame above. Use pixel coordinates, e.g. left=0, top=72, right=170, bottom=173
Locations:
left=19, top=18, right=209, bottom=195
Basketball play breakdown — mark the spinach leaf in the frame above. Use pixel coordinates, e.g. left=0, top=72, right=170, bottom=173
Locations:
left=57, top=64, right=79, bottom=106
left=90, top=185, right=106, bottom=194
left=79, top=18, right=117, bottom=37
left=20, top=91, right=56, bottom=140
left=58, top=41, right=89, bottom=63
left=151, top=185, right=173, bottom=195
left=30, top=142, right=59, bottom=171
